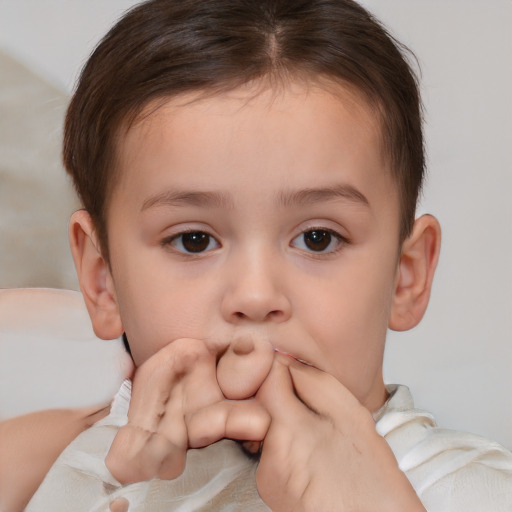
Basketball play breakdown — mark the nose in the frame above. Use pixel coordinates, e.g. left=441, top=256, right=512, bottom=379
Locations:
left=220, top=250, right=292, bottom=325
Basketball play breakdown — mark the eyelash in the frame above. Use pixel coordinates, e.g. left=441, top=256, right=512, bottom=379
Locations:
left=161, top=227, right=349, bottom=255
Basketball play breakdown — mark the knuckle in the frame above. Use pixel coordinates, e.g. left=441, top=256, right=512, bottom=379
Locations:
left=186, top=404, right=226, bottom=446
left=158, top=448, right=187, bottom=480
left=170, top=338, right=211, bottom=373
left=139, top=338, right=212, bottom=376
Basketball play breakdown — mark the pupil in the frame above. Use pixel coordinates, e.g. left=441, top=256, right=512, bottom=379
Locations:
left=182, top=232, right=209, bottom=252
left=304, top=230, right=331, bottom=251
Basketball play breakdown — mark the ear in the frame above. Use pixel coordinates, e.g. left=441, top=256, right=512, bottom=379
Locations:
left=69, top=210, right=124, bottom=340
left=389, top=214, right=441, bottom=331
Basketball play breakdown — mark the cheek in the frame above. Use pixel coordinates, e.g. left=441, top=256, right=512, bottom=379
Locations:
left=112, top=260, right=221, bottom=365
left=312, top=264, right=393, bottom=332
left=303, top=259, right=395, bottom=384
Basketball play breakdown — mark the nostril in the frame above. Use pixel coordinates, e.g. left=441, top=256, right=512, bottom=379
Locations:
left=234, top=310, right=283, bottom=321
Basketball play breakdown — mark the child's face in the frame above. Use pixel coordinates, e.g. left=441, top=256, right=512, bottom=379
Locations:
left=105, top=82, right=402, bottom=411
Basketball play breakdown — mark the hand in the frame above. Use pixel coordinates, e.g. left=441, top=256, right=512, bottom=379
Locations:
left=105, top=337, right=271, bottom=484
left=255, top=354, right=426, bottom=512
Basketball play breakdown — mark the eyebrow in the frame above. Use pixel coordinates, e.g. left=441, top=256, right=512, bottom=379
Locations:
left=141, top=190, right=234, bottom=211
left=277, top=184, right=370, bottom=208
left=141, top=183, right=369, bottom=212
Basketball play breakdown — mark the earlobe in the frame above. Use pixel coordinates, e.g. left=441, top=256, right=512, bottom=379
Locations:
left=389, top=214, right=441, bottom=332
left=69, top=210, right=124, bottom=340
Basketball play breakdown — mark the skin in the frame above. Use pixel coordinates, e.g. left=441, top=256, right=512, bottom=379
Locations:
left=0, top=405, right=110, bottom=511
left=99, top=82, right=402, bottom=407
left=0, top=81, right=441, bottom=511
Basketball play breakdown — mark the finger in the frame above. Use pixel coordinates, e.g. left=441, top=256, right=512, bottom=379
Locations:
left=179, top=352, right=224, bottom=414
left=154, top=345, right=226, bottom=477
left=128, top=338, right=216, bottom=431
left=256, top=355, right=307, bottom=423
left=186, top=399, right=271, bottom=448
left=107, top=378, right=199, bottom=483
left=254, top=357, right=316, bottom=506
left=107, top=338, right=219, bottom=483
left=216, top=335, right=274, bottom=400
left=106, top=420, right=186, bottom=483
left=287, top=360, right=365, bottom=420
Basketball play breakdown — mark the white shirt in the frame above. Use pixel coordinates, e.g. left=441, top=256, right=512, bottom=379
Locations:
left=375, top=384, right=512, bottom=511
left=26, top=381, right=512, bottom=511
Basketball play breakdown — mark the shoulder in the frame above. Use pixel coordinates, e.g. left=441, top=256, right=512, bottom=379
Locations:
left=416, top=429, right=512, bottom=511
left=377, top=385, right=512, bottom=511
left=0, top=405, right=109, bottom=512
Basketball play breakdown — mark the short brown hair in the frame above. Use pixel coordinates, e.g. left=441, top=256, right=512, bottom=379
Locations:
left=64, top=0, right=424, bottom=259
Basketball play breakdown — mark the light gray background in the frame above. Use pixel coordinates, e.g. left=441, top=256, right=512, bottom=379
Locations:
left=0, top=1, right=511, bottom=448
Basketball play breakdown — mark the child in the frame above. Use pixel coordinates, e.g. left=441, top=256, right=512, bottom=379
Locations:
left=2, top=0, right=511, bottom=510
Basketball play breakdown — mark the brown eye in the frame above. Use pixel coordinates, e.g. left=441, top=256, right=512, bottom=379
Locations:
left=291, top=228, right=345, bottom=253
left=303, top=230, right=331, bottom=251
left=182, top=232, right=209, bottom=252
left=168, top=231, right=219, bottom=253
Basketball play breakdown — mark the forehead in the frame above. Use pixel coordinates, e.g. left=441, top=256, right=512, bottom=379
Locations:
left=113, top=81, right=394, bottom=210
left=121, top=81, right=382, bottom=162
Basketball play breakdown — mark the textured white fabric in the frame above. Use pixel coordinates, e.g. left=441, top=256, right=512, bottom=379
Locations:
left=26, top=382, right=512, bottom=511
left=374, top=385, right=512, bottom=511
